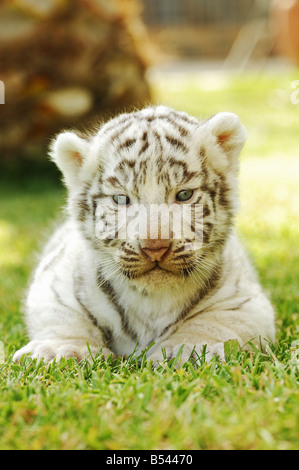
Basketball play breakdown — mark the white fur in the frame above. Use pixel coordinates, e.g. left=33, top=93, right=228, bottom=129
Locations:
left=13, top=107, right=275, bottom=365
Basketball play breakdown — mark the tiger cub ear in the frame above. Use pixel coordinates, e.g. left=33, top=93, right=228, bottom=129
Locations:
left=49, top=131, right=89, bottom=188
left=203, top=112, right=247, bottom=172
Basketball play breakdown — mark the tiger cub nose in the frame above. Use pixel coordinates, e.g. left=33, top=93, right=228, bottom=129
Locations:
left=139, top=240, right=171, bottom=262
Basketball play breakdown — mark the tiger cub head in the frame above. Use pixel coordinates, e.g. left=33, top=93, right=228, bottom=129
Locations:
left=50, top=106, right=246, bottom=291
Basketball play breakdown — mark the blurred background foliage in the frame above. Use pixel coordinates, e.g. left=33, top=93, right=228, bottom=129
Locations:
left=0, top=0, right=151, bottom=165
left=1, top=0, right=299, bottom=167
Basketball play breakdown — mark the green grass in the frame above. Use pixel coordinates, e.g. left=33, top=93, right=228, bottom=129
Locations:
left=0, top=70, right=298, bottom=450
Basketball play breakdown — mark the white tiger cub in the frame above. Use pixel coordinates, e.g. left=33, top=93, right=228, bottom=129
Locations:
left=13, top=106, right=275, bottom=364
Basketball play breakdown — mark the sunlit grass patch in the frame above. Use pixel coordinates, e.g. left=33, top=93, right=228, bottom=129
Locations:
left=238, top=156, right=299, bottom=338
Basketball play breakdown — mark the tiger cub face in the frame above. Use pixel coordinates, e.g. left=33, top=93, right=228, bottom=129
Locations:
left=50, top=106, right=246, bottom=291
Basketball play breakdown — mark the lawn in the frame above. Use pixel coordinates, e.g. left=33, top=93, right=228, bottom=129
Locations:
left=0, top=68, right=298, bottom=450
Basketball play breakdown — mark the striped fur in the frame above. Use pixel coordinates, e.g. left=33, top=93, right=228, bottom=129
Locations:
left=13, top=106, right=275, bottom=364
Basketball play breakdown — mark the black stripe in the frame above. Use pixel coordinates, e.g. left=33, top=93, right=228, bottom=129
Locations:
left=136, top=159, right=148, bottom=186
left=138, top=131, right=149, bottom=155
left=73, top=274, right=113, bottom=344
left=96, top=269, right=138, bottom=342
left=156, top=263, right=222, bottom=342
left=178, top=264, right=223, bottom=324
left=173, top=253, right=194, bottom=261
left=121, top=256, right=139, bottom=263
left=118, top=138, right=137, bottom=151
left=203, top=205, right=211, bottom=217
left=168, top=157, right=199, bottom=184
left=40, top=242, right=67, bottom=274
left=146, top=110, right=198, bottom=127
left=166, top=116, right=190, bottom=137
left=229, top=297, right=252, bottom=311
left=165, top=135, right=188, bottom=153
left=172, top=245, right=185, bottom=254
left=105, top=176, right=122, bottom=188
left=153, top=130, right=163, bottom=153
left=114, top=158, right=135, bottom=173
left=92, top=191, right=106, bottom=199
left=76, top=184, right=91, bottom=221
left=199, top=146, right=206, bottom=159
left=122, top=246, right=139, bottom=256
left=200, top=182, right=218, bottom=214
left=218, top=180, right=230, bottom=209
left=149, top=114, right=191, bottom=138
left=51, top=282, right=71, bottom=311
left=109, top=121, right=133, bottom=142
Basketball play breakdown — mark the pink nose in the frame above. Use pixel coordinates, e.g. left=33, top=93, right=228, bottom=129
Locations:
left=140, top=240, right=170, bottom=262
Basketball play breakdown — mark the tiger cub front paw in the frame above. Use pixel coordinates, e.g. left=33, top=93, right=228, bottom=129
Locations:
left=13, top=339, right=113, bottom=363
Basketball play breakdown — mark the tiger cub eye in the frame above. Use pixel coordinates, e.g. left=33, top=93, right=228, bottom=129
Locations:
left=112, top=195, right=130, bottom=205
left=176, top=189, right=194, bottom=202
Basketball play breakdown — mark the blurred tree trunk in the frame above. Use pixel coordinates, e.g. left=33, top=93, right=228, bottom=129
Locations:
left=0, top=0, right=151, bottom=163
left=271, top=0, right=299, bottom=65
